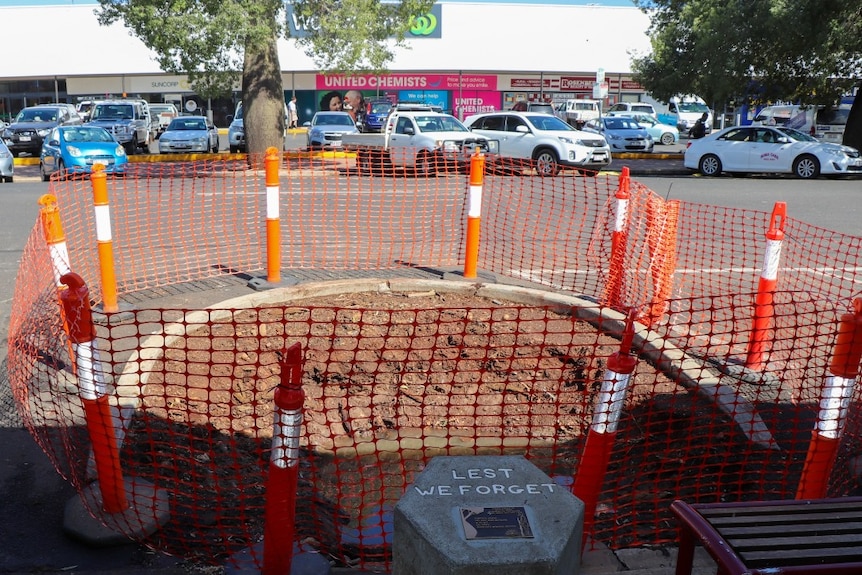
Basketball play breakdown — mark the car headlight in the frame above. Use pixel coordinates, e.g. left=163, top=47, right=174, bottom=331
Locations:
left=115, top=145, right=126, bottom=156
left=558, top=136, right=574, bottom=144
left=193, top=137, right=206, bottom=145
left=38, top=128, right=51, bottom=137
left=66, top=145, right=83, bottom=157
left=608, top=133, right=623, bottom=140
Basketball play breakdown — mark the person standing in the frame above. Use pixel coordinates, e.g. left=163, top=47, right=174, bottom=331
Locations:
left=287, top=96, right=298, bottom=129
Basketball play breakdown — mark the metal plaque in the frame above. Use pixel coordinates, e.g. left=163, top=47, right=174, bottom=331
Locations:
left=459, top=506, right=534, bottom=540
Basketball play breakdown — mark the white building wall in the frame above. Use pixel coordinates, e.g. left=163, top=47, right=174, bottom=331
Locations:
left=2, top=2, right=651, bottom=79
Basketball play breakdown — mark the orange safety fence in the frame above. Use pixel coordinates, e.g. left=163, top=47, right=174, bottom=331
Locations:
left=7, top=150, right=862, bottom=570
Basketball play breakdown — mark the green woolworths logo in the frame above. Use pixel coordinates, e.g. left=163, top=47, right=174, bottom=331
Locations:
left=410, top=13, right=437, bottom=36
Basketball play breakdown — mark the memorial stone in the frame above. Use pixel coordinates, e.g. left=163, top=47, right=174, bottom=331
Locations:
left=393, top=455, right=585, bottom=575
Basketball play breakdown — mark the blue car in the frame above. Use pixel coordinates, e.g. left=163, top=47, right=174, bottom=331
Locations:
left=40, top=125, right=128, bottom=181
left=362, top=100, right=394, bottom=133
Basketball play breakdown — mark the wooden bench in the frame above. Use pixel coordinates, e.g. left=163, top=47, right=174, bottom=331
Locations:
left=671, top=497, right=862, bottom=575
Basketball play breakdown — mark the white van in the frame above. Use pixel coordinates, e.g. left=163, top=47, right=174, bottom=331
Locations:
left=753, top=104, right=849, bottom=143
left=668, top=95, right=713, bottom=135
left=557, top=99, right=602, bottom=129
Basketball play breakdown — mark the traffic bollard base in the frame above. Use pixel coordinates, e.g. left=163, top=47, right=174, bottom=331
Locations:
left=63, top=478, right=170, bottom=547
left=248, top=275, right=300, bottom=291
left=226, top=541, right=331, bottom=575
left=441, top=269, right=498, bottom=283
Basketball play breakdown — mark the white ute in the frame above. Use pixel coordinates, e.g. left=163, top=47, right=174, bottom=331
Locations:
left=342, top=109, right=498, bottom=175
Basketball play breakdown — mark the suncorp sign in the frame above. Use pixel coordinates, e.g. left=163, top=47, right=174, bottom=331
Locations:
left=286, top=3, right=441, bottom=39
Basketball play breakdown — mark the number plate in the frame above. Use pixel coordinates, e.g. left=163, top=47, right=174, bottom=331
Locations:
left=19, top=136, right=31, bottom=142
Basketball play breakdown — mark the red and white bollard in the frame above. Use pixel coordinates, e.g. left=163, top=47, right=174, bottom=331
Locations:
left=38, top=194, right=72, bottom=287
left=745, top=202, right=786, bottom=371
left=602, top=167, right=631, bottom=309
left=462, top=150, right=486, bottom=280
left=796, top=298, right=862, bottom=500
left=59, top=272, right=128, bottom=514
left=264, top=147, right=281, bottom=284
left=263, top=342, right=305, bottom=575
left=573, top=308, right=638, bottom=544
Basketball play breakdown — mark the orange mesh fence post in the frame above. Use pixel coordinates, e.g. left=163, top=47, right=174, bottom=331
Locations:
left=644, top=199, right=679, bottom=325
left=263, top=342, right=305, bottom=575
left=745, top=202, right=786, bottom=371
left=265, top=146, right=281, bottom=284
left=38, top=194, right=71, bottom=287
left=573, top=308, right=638, bottom=545
left=796, top=298, right=862, bottom=500
left=59, top=272, right=128, bottom=514
left=602, top=167, right=631, bottom=308
left=90, top=165, right=119, bottom=313
left=463, top=150, right=485, bottom=279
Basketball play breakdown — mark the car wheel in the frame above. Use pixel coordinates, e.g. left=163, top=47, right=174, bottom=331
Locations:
left=2, top=176, right=12, bottom=183
left=414, top=151, right=436, bottom=177
left=533, top=148, right=560, bottom=176
left=660, top=132, right=675, bottom=145
left=230, top=145, right=239, bottom=154
left=793, top=154, right=820, bottom=179
left=124, top=142, right=136, bottom=155
left=40, top=162, right=50, bottom=182
left=698, top=154, right=722, bottom=176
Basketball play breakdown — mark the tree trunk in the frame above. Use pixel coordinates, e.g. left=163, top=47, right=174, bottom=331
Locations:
left=242, top=31, right=284, bottom=161
left=843, top=82, right=862, bottom=151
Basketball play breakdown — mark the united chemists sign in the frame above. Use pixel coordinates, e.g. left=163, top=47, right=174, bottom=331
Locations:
left=286, top=3, right=442, bottom=39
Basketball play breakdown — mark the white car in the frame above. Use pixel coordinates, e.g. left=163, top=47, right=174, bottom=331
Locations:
left=684, top=125, right=862, bottom=179
left=607, top=112, right=679, bottom=145
left=464, top=111, right=611, bottom=176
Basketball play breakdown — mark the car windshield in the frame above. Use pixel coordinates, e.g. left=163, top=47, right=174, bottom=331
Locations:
left=314, top=113, right=354, bottom=126
left=63, top=128, right=114, bottom=143
left=168, top=118, right=207, bottom=131
left=525, top=114, right=573, bottom=131
left=604, top=117, right=640, bottom=130
left=414, top=115, right=468, bottom=132
left=92, top=104, right=133, bottom=120
left=16, top=108, right=58, bottom=122
left=678, top=102, right=709, bottom=113
left=150, top=105, right=175, bottom=114
left=371, top=102, right=392, bottom=114
left=778, top=127, right=819, bottom=142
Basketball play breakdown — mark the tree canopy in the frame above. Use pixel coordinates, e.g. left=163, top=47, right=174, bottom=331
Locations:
left=96, top=0, right=436, bottom=155
left=630, top=0, right=862, bottom=108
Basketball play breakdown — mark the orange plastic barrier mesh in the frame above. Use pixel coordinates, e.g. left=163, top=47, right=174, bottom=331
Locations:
left=7, top=151, right=862, bottom=570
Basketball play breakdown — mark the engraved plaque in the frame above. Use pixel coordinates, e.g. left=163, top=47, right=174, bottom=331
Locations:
left=460, top=506, right=534, bottom=540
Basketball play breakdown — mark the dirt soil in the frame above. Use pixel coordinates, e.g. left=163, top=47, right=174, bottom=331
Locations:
left=118, top=290, right=806, bottom=568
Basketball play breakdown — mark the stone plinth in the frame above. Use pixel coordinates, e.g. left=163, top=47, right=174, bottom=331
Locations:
left=394, top=455, right=584, bottom=575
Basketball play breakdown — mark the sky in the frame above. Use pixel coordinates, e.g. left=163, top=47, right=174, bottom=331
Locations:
left=0, top=0, right=638, bottom=6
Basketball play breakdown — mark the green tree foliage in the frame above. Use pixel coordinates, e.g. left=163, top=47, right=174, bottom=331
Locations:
left=631, top=0, right=862, bottom=108
left=96, top=0, right=436, bottom=156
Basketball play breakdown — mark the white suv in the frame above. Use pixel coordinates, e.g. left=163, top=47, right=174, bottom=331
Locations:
left=464, top=111, right=611, bottom=176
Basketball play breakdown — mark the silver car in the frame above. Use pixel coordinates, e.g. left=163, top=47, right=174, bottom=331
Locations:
left=158, top=116, right=219, bottom=154
left=0, top=139, right=12, bottom=182
left=306, top=111, right=359, bottom=149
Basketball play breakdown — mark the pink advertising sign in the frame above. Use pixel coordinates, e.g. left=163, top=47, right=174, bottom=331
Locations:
left=317, top=74, right=497, bottom=91
left=452, top=91, right=502, bottom=117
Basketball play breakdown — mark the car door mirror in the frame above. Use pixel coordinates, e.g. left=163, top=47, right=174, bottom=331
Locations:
left=515, top=125, right=529, bottom=133
left=776, top=136, right=790, bottom=144
left=403, top=126, right=414, bottom=135
left=48, top=139, right=59, bottom=146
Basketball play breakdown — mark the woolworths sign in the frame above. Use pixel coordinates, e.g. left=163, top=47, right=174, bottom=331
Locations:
left=286, top=3, right=442, bottom=39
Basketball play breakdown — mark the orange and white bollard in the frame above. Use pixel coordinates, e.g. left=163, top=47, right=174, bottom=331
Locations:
left=643, top=198, right=679, bottom=325
left=90, top=165, right=119, bottom=313
left=264, top=146, right=281, bottom=284
left=462, top=150, right=485, bottom=279
left=796, top=298, right=862, bottom=500
left=38, top=194, right=72, bottom=287
left=263, top=342, right=305, bottom=575
left=59, top=272, right=128, bottom=514
left=602, top=167, right=631, bottom=308
left=745, top=202, right=786, bottom=371
left=573, top=308, right=638, bottom=544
